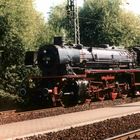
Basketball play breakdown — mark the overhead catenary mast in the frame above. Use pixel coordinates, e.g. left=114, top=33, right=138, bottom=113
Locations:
left=66, top=0, right=80, bottom=44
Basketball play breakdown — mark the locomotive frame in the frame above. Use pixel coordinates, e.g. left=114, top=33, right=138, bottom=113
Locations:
left=20, top=68, right=140, bottom=107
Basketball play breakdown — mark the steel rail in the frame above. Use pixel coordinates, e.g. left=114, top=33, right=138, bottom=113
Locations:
left=106, top=129, right=140, bottom=140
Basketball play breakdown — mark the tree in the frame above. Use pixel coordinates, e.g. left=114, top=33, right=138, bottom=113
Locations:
left=0, top=0, right=45, bottom=93
left=79, top=0, right=140, bottom=46
left=47, top=4, right=70, bottom=43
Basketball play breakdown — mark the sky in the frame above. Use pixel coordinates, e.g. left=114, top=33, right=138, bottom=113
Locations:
left=34, top=0, right=140, bottom=21
left=123, top=0, right=140, bottom=14
left=34, top=0, right=83, bottom=20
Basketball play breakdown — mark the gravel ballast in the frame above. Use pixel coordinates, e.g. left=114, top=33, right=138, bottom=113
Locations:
left=0, top=97, right=140, bottom=125
left=16, top=113, right=140, bottom=140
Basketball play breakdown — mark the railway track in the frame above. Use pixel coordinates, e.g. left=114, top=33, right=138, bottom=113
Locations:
left=106, top=129, right=140, bottom=140
left=0, top=97, right=140, bottom=125
left=13, top=112, right=140, bottom=140
left=0, top=100, right=140, bottom=140
left=0, top=98, right=132, bottom=117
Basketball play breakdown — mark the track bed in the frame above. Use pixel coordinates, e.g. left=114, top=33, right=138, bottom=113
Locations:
left=15, top=113, right=140, bottom=140
left=0, top=97, right=140, bottom=125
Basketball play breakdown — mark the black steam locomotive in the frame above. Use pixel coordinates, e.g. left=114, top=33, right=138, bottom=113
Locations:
left=21, top=37, right=140, bottom=107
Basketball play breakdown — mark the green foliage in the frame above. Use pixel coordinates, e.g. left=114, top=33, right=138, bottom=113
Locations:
left=118, top=12, right=140, bottom=46
left=0, top=64, right=41, bottom=93
left=47, top=4, right=69, bottom=43
left=79, top=0, right=140, bottom=46
left=0, top=0, right=47, bottom=50
left=0, top=0, right=44, bottom=93
left=0, top=89, right=20, bottom=109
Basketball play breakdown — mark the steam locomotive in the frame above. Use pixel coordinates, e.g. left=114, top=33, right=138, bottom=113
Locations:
left=21, top=37, right=140, bottom=107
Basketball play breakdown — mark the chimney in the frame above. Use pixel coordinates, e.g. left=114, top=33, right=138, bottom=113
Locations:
left=54, top=37, right=63, bottom=46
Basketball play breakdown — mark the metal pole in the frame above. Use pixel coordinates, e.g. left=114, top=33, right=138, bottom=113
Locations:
left=74, top=0, right=80, bottom=44
left=66, top=0, right=80, bottom=44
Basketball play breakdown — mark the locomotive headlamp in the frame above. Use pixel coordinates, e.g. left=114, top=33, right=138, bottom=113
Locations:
left=43, top=50, right=47, bottom=53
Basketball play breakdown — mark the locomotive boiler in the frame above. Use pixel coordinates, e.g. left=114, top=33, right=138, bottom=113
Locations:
left=35, top=40, right=136, bottom=76
left=21, top=38, right=140, bottom=107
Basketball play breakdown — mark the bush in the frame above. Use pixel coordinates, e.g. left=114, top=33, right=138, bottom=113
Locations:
left=0, top=65, right=41, bottom=93
left=0, top=89, right=21, bottom=110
